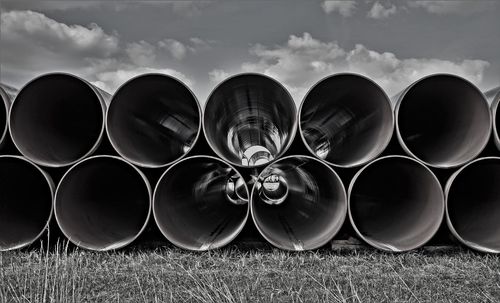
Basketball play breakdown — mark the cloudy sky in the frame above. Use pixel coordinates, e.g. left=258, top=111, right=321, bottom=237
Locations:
left=1, top=0, right=499, bottom=104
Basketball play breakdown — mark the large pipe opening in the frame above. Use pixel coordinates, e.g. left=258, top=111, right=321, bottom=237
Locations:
left=300, top=74, right=393, bottom=167
left=251, top=155, right=346, bottom=251
left=107, top=74, right=201, bottom=168
left=154, top=156, right=249, bottom=251
left=349, top=156, right=444, bottom=252
left=446, top=157, right=500, bottom=253
left=9, top=73, right=106, bottom=167
left=55, top=156, right=151, bottom=251
left=203, top=73, right=296, bottom=168
left=0, top=156, right=53, bottom=251
left=395, top=74, right=491, bottom=168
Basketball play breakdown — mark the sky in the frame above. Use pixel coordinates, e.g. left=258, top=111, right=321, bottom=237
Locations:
left=1, top=0, right=499, bottom=105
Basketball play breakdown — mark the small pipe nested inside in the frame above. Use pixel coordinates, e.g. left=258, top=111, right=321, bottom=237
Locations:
left=349, top=156, right=444, bottom=252
left=447, top=158, right=500, bottom=253
left=396, top=75, right=490, bottom=167
left=9, top=74, right=104, bottom=167
left=107, top=74, right=200, bottom=167
left=251, top=156, right=347, bottom=251
left=0, top=156, right=53, bottom=251
left=300, top=74, right=393, bottom=167
left=204, top=74, right=296, bottom=167
left=55, top=156, right=150, bottom=251
left=154, top=156, right=249, bottom=251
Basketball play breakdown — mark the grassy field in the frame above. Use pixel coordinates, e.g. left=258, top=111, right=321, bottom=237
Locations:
left=1, top=241, right=499, bottom=303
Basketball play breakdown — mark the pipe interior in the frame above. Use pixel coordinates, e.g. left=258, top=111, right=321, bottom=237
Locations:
left=301, top=75, right=393, bottom=167
left=204, top=74, right=296, bottom=167
left=0, top=157, right=52, bottom=250
left=55, top=157, right=150, bottom=250
left=154, top=157, right=248, bottom=250
left=397, top=75, right=490, bottom=167
left=251, top=157, right=346, bottom=250
left=107, top=75, right=200, bottom=167
left=10, top=74, right=103, bottom=166
left=349, top=157, right=443, bottom=251
left=447, top=159, right=500, bottom=252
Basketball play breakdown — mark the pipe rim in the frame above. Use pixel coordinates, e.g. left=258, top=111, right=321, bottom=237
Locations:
left=491, top=94, right=500, bottom=150
left=8, top=72, right=107, bottom=168
left=445, top=156, right=500, bottom=253
left=105, top=73, right=202, bottom=168
left=153, top=155, right=250, bottom=251
left=0, top=155, right=54, bottom=252
left=298, top=72, right=395, bottom=168
left=54, top=155, right=152, bottom=251
left=250, top=154, right=347, bottom=251
left=0, top=87, right=10, bottom=147
left=348, top=155, right=445, bottom=252
left=202, top=72, right=298, bottom=168
left=394, top=73, right=492, bottom=169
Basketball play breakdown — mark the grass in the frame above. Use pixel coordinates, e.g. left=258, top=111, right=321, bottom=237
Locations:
left=1, top=241, right=500, bottom=302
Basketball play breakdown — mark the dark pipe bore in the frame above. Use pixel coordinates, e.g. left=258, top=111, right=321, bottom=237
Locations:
left=107, top=74, right=200, bottom=168
left=349, top=156, right=444, bottom=252
left=55, top=156, right=151, bottom=251
left=251, top=155, right=347, bottom=251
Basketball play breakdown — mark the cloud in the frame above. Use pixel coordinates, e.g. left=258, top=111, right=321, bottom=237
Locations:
left=321, top=1, right=356, bottom=17
left=0, top=10, right=195, bottom=93
left=208, top=69, right=230, bottom=83
left=214, top=32, right=489, bottom=102
left=408, top=1, right=495, bottom=15
left=158, top=39, right=188, bottom=60
left=367, top=2, right=397, bottom=19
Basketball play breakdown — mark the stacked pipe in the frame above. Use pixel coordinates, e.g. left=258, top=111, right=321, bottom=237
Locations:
left=1, top=70, right=499, bottom=253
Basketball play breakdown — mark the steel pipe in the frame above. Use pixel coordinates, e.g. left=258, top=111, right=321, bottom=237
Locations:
left=54, top=155, right=151, bottom=251
left=251, top=155, right=347, bottom=251
left=106, top=74, right=201, bottom=168
left=203, top=73, right=297, bottom=168
left=446, top=157, right=500, bottom=253
left=299, top=73, right=393, bottom=167
left=394, top=74, right=491, bottom=168
left=0, top=84, right=17, bottom=148
left=9, top=73, right=110, bottom=167
left=485, top=87, right=500, bottom=151
left=0, top=156, right=54, bottom=251
left=349, top=156, right=444, bottom=252
left=153, top=156, right=248, bottom=251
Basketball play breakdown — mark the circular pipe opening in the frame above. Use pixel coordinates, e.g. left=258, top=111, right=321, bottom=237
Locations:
left=203, top=73, right=297, bottom=168
left=349, top=156, right=444, bottom=252
left=107, top=74, right=201, bottom=168
left=446, top=157, right=500, bottom=253
left=0, top=156, right=53, bottom=251
left=396, top=74, right=491, bottom=168
left=9, top=73, right=105, bottom=167
left=300, top=74, right=393, bottom=167
left=251, top=155, right=347, bottom=251
left=153, top=156, right=249, bottom=251
left=55, top=156, right=151, bottom=251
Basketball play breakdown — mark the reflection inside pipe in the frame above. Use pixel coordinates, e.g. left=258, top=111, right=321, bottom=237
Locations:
left=349, top=156, right=444, bottom=251
left=251, top=156, right=346, bottom=251
left=154, top=157, right=248, bottom=251
left=0, top=157, right=53, bottom=251
left=204, top=74, right=296, bottom=167
left=300, top=74, right=393, bottom=167
left=447, top=158, right=500, bottom=253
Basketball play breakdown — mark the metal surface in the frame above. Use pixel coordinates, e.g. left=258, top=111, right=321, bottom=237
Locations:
left=0, top=156, right=54, bottom=251
left=106, top=74, right=201, bottom=168
left=250, top=155, right=347, bottom=251
left=0, top=83, right=17, bottom=148
left=54, top=155, right=151, bottom=251
left=349, top=156, right=444, bottom=252
left=485, top=87, right=500, bottom=151
left=394, top=74, right=491, bottom=168
left=446, top=157, right=500, bottom=253
left=203, top=73, right=297, bottom=168
left=153, top=155, right=249, bottom=251
left=299, top=73, right=393, bottom=167
left=9, top=73, right=110, bottom=167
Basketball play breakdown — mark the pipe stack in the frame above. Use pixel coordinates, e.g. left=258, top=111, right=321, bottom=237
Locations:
left=1, top=70, right=499, bottom=253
